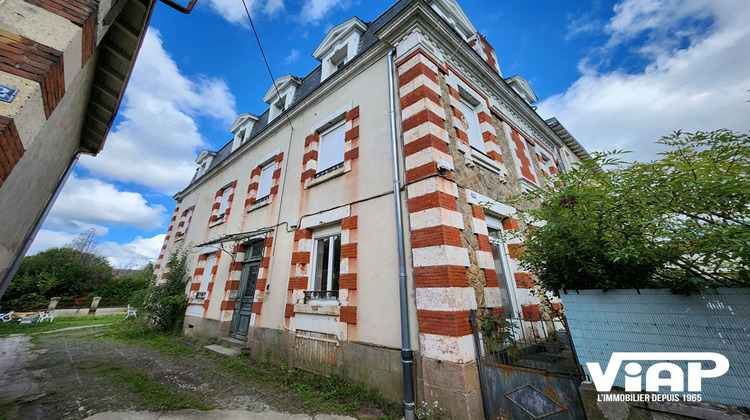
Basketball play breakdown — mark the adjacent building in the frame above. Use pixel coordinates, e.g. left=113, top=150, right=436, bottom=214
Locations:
left=154, top=0, right=590, bottom=417
left=0, top=0, right=158, bottom=296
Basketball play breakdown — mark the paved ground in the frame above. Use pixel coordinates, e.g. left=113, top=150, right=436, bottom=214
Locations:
left=0, top=326, right=358, bottom=420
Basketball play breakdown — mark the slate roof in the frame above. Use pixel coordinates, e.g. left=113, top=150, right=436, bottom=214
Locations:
left=182, top=0, right=414, bottom=192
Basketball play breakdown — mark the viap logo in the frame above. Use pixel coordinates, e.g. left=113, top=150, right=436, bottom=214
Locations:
left=588, top=353, right=729, bottom=392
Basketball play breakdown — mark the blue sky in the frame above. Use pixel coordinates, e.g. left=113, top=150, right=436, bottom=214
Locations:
left=27, top=0, right=750, bottom=267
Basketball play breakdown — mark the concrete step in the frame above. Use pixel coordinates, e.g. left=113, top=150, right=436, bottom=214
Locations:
left=204, top=344, right=240, bottom=359
left=219, top=336, right=246, bottom=350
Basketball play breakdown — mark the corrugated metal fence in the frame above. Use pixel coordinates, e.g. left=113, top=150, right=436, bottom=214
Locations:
left=561, top=288, right=750, bottom=408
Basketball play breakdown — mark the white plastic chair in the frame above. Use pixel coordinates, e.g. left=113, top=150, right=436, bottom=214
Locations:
left=0, top=311, right=14, bottom=322
left=125, top=305, right=137, bottom=319
left=37, top=310, right=54, bottom=322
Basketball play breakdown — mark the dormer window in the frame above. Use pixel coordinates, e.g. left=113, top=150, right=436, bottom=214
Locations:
left=505, top=75, right=538, bottom=105
left=330, top=48, right=348, bottom=72
left=273, top=97, right=285, bottom=116
left=263, top=75, right=301, bottom=122
left=313, top=17, right=366, bottom=81
left=230, top=113, right=259, bottom=152
left=426, top=0, right=478, bottom=41
left=195, top=150, right=216, bottom=178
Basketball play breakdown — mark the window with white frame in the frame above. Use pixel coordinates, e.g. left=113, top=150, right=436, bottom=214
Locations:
left=316, top=120, right=346, bottom=177
left=330, top=48, right=348, bottom=72
left=217, top=186, right=232, bottom=219
left=486, top=214, right=515, bottom=315
left=458, top=96, right=484, bottom=153
left=198, top=254, right=216, bottom=299
left=273, top=97, right=285, bottom=116
left=308, top=225, right=341, bottom=301
left=256, top=162, right=275, bottom=201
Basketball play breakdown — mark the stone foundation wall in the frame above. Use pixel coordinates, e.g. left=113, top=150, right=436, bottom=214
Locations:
left=245, top=325, right=408, bottom=404
left=183, top=315, right=227, bottom=342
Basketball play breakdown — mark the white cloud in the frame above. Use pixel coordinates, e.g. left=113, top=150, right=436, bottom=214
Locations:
left=42, top=218, right=109, bottom=235
left=283, top=49, right=300, bottom=65
left=48, top=175, right=167, bottom=231
left=538, top=0, right=750, bottom=162
left=300, top=0, right=347, bottom=24
left=565, top=13, right=602, bottom=41
left=263, top=0, right=284, bottom=15
left=206, top=0, right=284, bottom=25
left=207, top=0, right=252, bottom=25
left=26, top=230, right=78, bottom=256
left=26, top=230, right=166, bottom=268
left=80, top=28, right=236, bottom=194
left=100, top=234, right=166, bottom=268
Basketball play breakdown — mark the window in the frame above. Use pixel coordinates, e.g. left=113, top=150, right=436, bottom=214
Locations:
left=486, top=214, right=516, bottom=315
left=198, top=254, right=216, bottom=299
left=217, top=186, right=232, bottom=219
left=308, top=226, right=341, bottom=301
left=273, top=97, right=285, bottom=115
left=316, top=121, right=346, bottom=176
left=256, top=162, right=274, bottom=201
left=332, top=54, right=347, bottom=71
left=458, top=96, right=484, bottom=152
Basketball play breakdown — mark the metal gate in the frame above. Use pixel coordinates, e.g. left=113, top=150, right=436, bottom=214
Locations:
left=470, top=308, right=586, bottom=420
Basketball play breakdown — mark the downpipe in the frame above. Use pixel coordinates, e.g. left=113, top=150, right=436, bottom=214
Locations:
left=387, top=47, right=416, bottom=420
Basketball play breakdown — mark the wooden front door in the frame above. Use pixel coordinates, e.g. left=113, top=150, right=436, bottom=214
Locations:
left=229, top=241, right=263, bottom=340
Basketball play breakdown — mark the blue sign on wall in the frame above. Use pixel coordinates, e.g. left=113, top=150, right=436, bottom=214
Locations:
left=0, top=84, right=19, bottom=103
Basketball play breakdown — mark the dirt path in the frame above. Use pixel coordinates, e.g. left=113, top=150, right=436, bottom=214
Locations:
left=0, top=327, right=357, bottom=419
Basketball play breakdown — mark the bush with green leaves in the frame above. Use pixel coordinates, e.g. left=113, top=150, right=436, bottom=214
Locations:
left=138, top=252, right=190, bottom=333
left=509, top=129, right=749, bottom=295
left=2, top=247, right=112, bottom=310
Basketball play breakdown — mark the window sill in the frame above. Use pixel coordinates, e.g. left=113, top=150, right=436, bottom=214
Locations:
left=174, top=235, right=185, bottom=243
left=294, top=303, right=340, bottom=316
left=209, top=217, right=225, bottom=228
left=247, top=197, right=272, bottom=213
left=519, top=178, right=542, bottom=193
left=469, top=147, right=505, bottom=174
left=305, top=165, right=348, bottom=189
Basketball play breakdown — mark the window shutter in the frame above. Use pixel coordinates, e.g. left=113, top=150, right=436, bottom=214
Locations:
left=200, top=256, right=215, bottom=293
left=459, top=98, right=484, bottom=152
left=218, top=187, right=232, bottom=216
left=257, top=163, right=274, bottom=199
left=317, top=122, right=346, bottom=172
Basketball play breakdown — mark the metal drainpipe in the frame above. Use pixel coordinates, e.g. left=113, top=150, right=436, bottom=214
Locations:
left=0, top=153, right=80, bottom=299
left=387, top=48, right=416, bottom=420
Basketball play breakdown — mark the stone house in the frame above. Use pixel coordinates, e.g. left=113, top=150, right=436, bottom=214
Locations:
left=0, top=0, right=157, bottom=296
left=154, top=0, right=590, bottom=417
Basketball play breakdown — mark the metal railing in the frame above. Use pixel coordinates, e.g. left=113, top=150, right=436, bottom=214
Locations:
left=472, top=308, right=582, bottom=377
left=303, top=290, right=339, bottom=303
left=314, top=163, right=344, bottom=178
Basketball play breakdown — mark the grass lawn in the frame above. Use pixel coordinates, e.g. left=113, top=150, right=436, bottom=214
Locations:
left=0, top=315, right=122, bottom=337
left=103, top=325, right=402, bottom=418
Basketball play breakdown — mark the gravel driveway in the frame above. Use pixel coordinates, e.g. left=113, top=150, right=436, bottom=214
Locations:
left=0, top=326, right=360, bottom=420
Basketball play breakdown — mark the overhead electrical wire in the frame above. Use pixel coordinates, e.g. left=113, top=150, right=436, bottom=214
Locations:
left=240, top=0, right=294, bottom=130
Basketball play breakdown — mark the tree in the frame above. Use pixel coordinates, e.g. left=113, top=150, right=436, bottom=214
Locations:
left=91, top=263, right=153, bottom=299
left=1, top=230, right=114, bottom=309
left=510, top=130, right=749, bottom=295
left=138, top=252, right=189, bottom=332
